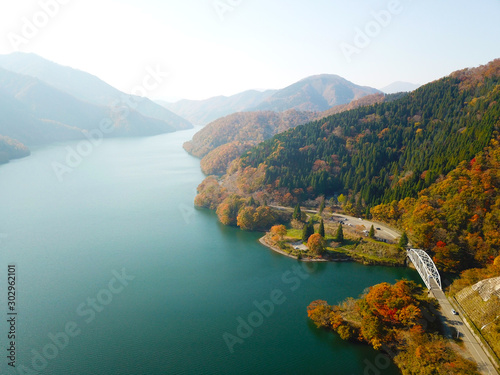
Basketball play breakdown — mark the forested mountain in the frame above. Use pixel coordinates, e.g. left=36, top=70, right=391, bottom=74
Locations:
left=197, top=59, right=500, bottom=222
left=185, top=93, right=389, bottom=176
left=0, top=52, right=192, bottom=131
left=185, top=110, right=316, bottom=175
left=184, top=109, right=317, bottom=158
left=164, top=74, right=379, bottom=126
left=159, top=89, right=276, bottom=126
left=316, top=93, right=387, bottom=118
left=371, top=132, right=500, bottom=272
left=0, top=136, right=30, bottom=164
left=250, top=74, right=381, bottom=112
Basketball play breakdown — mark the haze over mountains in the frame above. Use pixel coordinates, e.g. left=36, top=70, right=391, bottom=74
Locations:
left=158, top=89, right=277, bottom=127
left=0, top=53, right=193, bottom=163
left=0, top=53, right=419, bottom=166
left=380, top=81, right=421, bottom=94
left=162, top=74, right=381, bottom=126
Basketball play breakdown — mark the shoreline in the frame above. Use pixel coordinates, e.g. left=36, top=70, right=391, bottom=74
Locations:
left=258, top=236, right=329, bottom=262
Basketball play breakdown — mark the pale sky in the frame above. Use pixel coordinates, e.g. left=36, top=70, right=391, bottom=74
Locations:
left=0, top=0, right=499, bottom=101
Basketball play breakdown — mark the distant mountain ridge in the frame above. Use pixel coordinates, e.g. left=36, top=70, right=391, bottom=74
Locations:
left=162, top=74, right=380, bottom=126
left=380, top=81, right=421, bottom=94
left=159, top=89, right=277, bottom=126
left=251, top=74, right=381, bottom=112
left=0, top=52, right=192, bottom=131
left=0, top=53, right=194, bottom=164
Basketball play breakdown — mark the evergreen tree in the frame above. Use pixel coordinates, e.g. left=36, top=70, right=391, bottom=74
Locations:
left=334, top=223, right=344, bottom=243
left=369, top=225, right=375, bottom=239
left=319, top=200, right=325, bottom=214
left=302, top=219, right=315, bottom=242
left=319, top=219, right=325, bottom=238
left=293, top=203, right=302, bottom=221
left=398, top=232, right=409, bottom=248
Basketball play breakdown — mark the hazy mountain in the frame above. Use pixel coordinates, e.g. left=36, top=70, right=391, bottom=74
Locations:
left=250, top=74, right=381, bottom=112
left=380, top=81, right=421, bottom=94
left=0, top=68, right=178, bottom=147
left=163, top=74, right=379, bottom=126
left=0, top=52, right=192, bottom=131
left=0, top=135, right=30, bottom=164
left=159, top=89, right=277, bottom=126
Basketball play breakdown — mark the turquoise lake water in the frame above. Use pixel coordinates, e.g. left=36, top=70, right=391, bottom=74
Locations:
left=0, top=128, right=420, bottom=374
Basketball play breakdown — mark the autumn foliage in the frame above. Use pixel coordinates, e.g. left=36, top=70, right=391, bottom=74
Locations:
left=307, top=233, right=325, bottom=255
left=270, top=225, right=287, bottom=241
left=371, top=134, right=500, bottom=273
left=307, top=280, right=479, bottom=374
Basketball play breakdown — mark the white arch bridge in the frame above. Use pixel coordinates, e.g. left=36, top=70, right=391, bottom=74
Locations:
left=407, top=249, right=442, bottom=290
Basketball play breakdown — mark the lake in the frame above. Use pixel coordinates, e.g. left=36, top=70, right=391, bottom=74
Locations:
left=0, top=128, right=419, bottom=374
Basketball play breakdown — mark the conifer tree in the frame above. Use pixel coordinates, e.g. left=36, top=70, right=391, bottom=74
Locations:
left=293, top=203, right=302, bottom=221
left=319, top=219, right=325, bottom=238
left=369, top=225, right=375, bottom=239
left=334, top=223, right=344, bottom=243
left=302, top=219, right=315, bottom=242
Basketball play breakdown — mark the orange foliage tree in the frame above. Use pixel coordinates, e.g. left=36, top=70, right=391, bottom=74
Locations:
left=307, top=233, right=325, bottom=255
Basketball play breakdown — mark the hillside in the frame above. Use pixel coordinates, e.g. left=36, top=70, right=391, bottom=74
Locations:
left=0, top=52, right=192, bottom=131
left=221, top=60, right=500, bottom=206
left=185, top=93, right=390, bottom=176
left=159, top=89, right=276, bottom=126
left=184, top=109, right=316, bottom=158
left=371, top=130, right=500, bottom=272
left=195, top=59, right=500, bottom=238
left=449, top=259, right=500, bottom=360
left=0, top=135, right=30, bottom=164
left=314, top=92, right=388, bottom=118
left=0, top=68, right=177, bottom=146
left=185, top=110, right=316, bottom=175
left=250, top=74, right=380, bottom=112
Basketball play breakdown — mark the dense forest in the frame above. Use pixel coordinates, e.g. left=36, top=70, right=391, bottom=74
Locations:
left=184, top=110, right=317, bottom=174
left=307, top=280, right=479, bottom=374
left=221, top=60, right=500, bottom=212
left=194, top=59, right=500, bottom=274
left=185, top=94, right=389, bottom=175
left=371, top=132, right=500, bottom=272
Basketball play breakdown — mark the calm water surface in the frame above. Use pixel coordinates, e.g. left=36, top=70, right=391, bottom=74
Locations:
left=0, top=128, right=419, bottom=374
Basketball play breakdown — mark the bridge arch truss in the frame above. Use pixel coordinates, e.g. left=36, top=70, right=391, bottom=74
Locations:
left=407, top=249, right=442, bottom=290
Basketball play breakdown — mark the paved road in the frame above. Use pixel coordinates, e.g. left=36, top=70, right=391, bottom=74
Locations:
left=430, top=279, right=498, bottom=374
left=270, top=205, right=402, bottom=243
left=328, top=213, right=401, bottom=242
left=270, top=205, right=497, bottom=373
